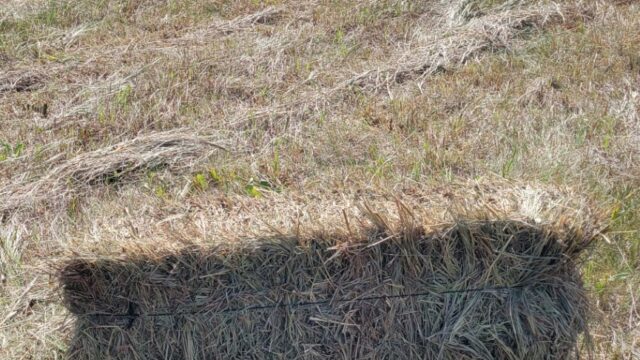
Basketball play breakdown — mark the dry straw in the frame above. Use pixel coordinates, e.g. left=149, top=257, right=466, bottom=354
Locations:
left=59, top=183, right=601, bottom=359
left=0, top=70, right=45, bottom=94
left=345, top=3, right=592, bottom=92
left=0, top=130, right=229, bottom=215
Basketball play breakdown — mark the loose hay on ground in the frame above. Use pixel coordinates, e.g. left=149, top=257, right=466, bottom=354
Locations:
left=0, top=70, right=45, bottom=93
left=345, top=3, right=593, bottom=92
left=0, top=130, right=230, bottom=215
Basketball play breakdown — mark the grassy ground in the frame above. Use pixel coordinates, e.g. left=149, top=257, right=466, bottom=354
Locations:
left=0, top=0, right=638, bottom=358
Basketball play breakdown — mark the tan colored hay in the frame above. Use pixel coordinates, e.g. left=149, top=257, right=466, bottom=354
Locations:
left=344, top=3, right=592, bottom=92
left=187, top=6, right=284, bottom=39
left=59, top=182, right=601, bottom=359
left=0, top=130, right=229, bottom=215
left=0, top=70, right=45, bottom=93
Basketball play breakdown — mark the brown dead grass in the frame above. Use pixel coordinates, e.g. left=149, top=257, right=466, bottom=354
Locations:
left=344, top=3, right=593, bottom=92
left=0, top=70, right=45, bottom=94
left=0, top=0, right=639, bottom=358
left=0, top=130, right=231, bottom=216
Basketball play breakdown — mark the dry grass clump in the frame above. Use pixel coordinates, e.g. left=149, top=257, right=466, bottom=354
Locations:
left=347, top=3, right=592, bottom=91
left=0, top=70, right=45, bottom=94
left=60, top=216, right=594, bottom=359
left=44, top=63, right=153, bottom=127
left=184, top=6, right=284, bottom=40
left=0, top=130, right=229, bottom=214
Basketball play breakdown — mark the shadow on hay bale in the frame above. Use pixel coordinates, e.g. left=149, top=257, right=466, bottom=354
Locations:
left=60, top=220, right=592, bottom=359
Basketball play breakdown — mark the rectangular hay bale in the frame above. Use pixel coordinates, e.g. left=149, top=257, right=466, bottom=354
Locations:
left=60, top=220, right=591, bottom=359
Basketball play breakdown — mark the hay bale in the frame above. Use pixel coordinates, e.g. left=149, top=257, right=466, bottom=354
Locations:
left=60, top=218, right=592, bottom=359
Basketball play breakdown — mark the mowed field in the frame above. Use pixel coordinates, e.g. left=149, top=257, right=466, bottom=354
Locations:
left=0, top=0, right=638, bottom=358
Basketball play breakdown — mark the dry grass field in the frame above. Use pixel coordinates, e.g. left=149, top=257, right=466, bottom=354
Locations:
left=0, top=0, right=638, bottom=358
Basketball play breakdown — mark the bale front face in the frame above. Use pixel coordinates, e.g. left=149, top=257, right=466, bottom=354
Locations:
left=60, top=220, right=590, bottom=359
